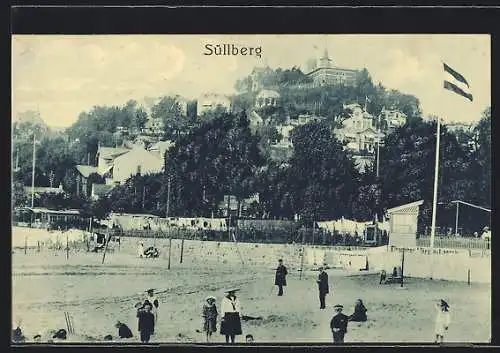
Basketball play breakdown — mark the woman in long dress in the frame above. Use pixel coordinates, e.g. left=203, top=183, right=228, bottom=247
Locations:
left=434, top=299, right=451, bottom=344
left=220, top=288, right=242, bottom=344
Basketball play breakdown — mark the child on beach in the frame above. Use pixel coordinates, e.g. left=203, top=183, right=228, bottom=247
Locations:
left=434, top=299, right=451, bottom=344
left=202, top=296, right=218, bottom=342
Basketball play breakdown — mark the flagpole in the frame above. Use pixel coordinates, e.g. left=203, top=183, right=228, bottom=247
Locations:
left=31, top=133, right=36, bottom=208
left=430, top=116, right=441, bottom=250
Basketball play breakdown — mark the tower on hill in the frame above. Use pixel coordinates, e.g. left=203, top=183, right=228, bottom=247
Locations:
left=306, top=44, right=358, bottom=87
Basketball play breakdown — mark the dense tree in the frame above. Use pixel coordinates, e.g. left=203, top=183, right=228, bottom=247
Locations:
left=287, top=122, right=361, bottom=222
left=378, top=118, right=477, bottom=233
left=163, top=111, right=264, bottom=217
left=150, top=96, right=189, bottom=140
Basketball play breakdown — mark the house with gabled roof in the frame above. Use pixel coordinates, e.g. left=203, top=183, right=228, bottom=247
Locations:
left=96, top=146, right=131, bottom=176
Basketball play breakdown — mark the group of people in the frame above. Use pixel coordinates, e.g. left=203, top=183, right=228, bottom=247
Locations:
left=273, top=259, right=451, bottom=344
left=13, top=257, right=452, bottom=344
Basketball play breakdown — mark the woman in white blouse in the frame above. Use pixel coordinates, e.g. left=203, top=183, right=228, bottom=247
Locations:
left=220, top=288, right=243, bottom=344
left=434, top=299, right=451, bottom=344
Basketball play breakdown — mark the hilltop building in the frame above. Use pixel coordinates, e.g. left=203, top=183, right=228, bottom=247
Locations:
left=306, top=49, right=358, bottom=87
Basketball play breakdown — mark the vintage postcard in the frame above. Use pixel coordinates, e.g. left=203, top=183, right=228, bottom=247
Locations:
left=11, top=34, right=491, bottom=344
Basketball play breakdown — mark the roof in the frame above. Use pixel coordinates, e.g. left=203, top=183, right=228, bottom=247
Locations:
left=92, top=183, right=115, bottom=197
left=75, top=165, right=99, bottom=178
left=115, top=145, right=162, bottom=162
left=18, top=207, right=80, bottom=215
left=110, top=212, right=159, bottom=218
left=256, top=89, right=280, bottom=98
left=387, top=200, right=424, bottom=214
left=250, top=111, right=263, bottom=122
left=149, top=140, right=175, bottom=151
left=97, top=147, right=130, bottom=160
left=23, top=186, right=64, bottom=194
left=307, top=66, right=358, bottom=76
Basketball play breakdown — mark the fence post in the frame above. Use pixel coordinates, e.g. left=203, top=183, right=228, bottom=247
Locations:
left=37, top=240, right=40, bottom=253
left=400, top=248, right=405, bottom=288
left=24, top=236, right=27, bottom=255
left=180, top=236, right=184, bottom=264
left=66, top=234, right=69, bottom=260
left=467, top=269, right=471, bottom=286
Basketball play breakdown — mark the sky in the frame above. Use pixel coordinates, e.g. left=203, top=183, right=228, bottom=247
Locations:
left=12, top=34, right=490, bottom=128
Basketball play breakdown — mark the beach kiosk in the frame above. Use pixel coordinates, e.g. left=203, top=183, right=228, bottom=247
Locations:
left=386, top=200, right=424, bottom=248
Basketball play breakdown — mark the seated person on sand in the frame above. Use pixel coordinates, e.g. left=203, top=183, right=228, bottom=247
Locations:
left=115, top=321, right=133, bottom=339
left=348, top=299, right=367, bottom=322
left=52, top=329, right=68, bottom=340
left=12, top=326, right=25, bottom=343
left=144, top=247, right=160, bottom=258
left=245, top=334, right=255, bottom=343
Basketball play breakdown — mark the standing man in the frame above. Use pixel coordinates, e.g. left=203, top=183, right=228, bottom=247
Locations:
left=317, top=266, right=329, bottom=309
left=144, top=289, right=159, bottom=332
left=137, top=303, right=155, bottom=343
left=330, top=304, right=349, bottom=344
left=275, top=259, right=288, bottom=296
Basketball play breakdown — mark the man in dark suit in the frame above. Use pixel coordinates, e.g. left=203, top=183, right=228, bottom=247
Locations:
left=137, top=303, right=155, bottom=343
left=275, top=259, right=288, bottom=296
left=317, top=267, right=329, bottom=309
left=330, top=304, right=349, bottom=344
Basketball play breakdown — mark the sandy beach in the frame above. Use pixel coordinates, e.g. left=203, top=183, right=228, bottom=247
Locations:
left=12, top=247, right=490, bottom=344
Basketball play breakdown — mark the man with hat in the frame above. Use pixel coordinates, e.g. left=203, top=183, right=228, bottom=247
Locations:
left=275, top=259, right=288, bottom=296
left=330, top=304, right=349, bottom=344
left=144, top=289, right=159, bottom=332
left=136, top=302, right=155, bottom=343
left=317, top=267, right=329, bottom=309
left=220, top=288, right=243, bottom=344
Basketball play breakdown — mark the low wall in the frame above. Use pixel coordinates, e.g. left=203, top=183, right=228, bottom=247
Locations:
left=366, top=246, right=491, bottom=284
left=12, top=227, right=491, bottom=283
left=11, top=226, right=88, bottom=248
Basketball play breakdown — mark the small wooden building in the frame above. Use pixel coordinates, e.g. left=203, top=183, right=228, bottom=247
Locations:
left=386, top=200, right=424, bottom=247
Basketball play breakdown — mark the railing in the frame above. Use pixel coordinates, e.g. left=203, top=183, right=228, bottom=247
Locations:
left=416, top=236, right=490, bottom=250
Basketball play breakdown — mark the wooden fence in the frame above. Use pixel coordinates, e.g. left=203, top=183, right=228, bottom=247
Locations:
left=416, top=236, right=490, bottom=250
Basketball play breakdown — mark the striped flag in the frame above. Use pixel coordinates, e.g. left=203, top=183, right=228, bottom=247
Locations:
left=443, top=62, right=473, bottom=102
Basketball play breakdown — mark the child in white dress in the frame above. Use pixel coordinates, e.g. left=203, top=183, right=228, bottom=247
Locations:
left=434, top=299, right=451, bottom=344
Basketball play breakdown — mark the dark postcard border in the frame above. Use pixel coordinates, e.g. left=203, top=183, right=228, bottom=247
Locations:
left=9, top=7, right=500, bottom=34
left=8, top=5, right=498, bottom=351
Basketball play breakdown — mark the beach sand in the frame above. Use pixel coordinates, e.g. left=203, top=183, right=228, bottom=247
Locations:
left=12, top=249, right=490, bottom=344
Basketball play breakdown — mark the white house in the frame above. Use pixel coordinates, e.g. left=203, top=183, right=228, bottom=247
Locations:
left=112, top=146, right=163, bottom=184
left=197, top=93, right=232, bottom=115
left=96, top=146, right=131, bottom=176
left=255, top=89, right=280, bottom=108
left=380, top=106, right=407, bottom=130
left=274, top=124, right=295, bottom=148
left=335, top=103, right=384, bottom=153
